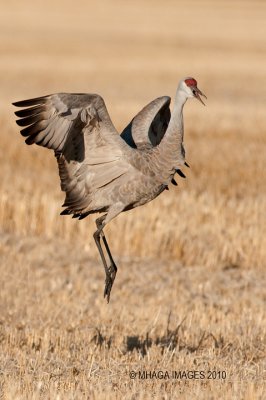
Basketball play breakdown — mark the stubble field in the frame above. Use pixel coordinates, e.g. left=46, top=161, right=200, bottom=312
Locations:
left=0, top=0, right=265, bottom=398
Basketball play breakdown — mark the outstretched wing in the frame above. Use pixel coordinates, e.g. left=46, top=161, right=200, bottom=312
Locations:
left=13, top=93, right=132, bottom=215
left=121, top=96, right=171, bottom=149
left=13, top=93, right=121, bottom=152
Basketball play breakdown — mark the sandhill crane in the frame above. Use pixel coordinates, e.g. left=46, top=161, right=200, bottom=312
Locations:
left=13, top=77, right=206, bottom=302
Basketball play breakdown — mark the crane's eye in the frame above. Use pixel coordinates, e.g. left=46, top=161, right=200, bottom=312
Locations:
left=192, top=89, right=196, bottom=96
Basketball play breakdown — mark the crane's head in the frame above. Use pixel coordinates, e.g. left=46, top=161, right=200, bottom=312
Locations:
left=180, top=77, right=207, bottom=105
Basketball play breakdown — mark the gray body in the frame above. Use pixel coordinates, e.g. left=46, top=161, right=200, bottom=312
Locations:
left=13, top=78, right=205, bottom=301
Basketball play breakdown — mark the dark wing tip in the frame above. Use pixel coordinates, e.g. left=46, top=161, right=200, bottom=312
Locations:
left=171, top=178, right=178, bottom=186
left=15, top=114, right=42, bottom=127
left=60, top=209, right=72, bottom=216
left=176, top=169, right=186, bottom=179
left=25, top=135, right=36, bottom=145
left=13, top=98, right=49, bottom=145
left=14, top=105, right=45, bottom=118
left=19, top=125, right=35, bottom=137
left=12, top=96, right=48, bottom=108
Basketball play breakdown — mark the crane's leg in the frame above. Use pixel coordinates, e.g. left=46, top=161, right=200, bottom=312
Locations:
left=93, top=204, right=125, bottom=302
left=93, top=215, right=117, bottom=303
left=100, top=231, right=117, bottom=301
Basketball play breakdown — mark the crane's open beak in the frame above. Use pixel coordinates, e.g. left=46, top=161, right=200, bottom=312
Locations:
left=192, top=86, right=207, bottom=106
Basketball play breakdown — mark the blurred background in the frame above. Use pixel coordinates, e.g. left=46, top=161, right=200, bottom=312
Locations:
left=0, top=0, right=265, bottom=266
left=0, top=1, right=266, bottom=398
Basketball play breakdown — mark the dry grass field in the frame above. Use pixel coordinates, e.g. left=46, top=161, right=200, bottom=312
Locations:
left=0, top=0, right=265, bottom=398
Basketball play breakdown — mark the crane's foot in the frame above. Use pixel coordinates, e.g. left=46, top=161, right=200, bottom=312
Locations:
left=104, top=263, right=117, bottom=303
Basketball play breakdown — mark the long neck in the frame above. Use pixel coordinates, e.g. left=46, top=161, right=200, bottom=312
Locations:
left=166, top=89, right=186, bottom=141
left=155, top=89, right=187, bottom=178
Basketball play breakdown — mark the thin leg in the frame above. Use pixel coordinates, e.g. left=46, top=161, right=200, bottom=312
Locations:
left=94, top=216, right=117, bottom=303
left=101, top=232, right=116, bottom=265
left=101, top=233, right=117, bottom=300
left=93, top=218, right=109, bottom=282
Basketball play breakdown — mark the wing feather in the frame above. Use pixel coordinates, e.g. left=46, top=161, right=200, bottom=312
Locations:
left=88, top=161, right=129, bottom=189
left=121, top=96, right=171, bottom=149
left=13, top=96, right=48, bottom=107
left=13, top=93, right=133, bottom=215
left=21, top=120, right=48, bottom=137
left=14, top=105, right=46, bottom=118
